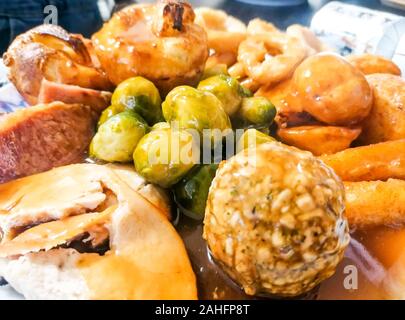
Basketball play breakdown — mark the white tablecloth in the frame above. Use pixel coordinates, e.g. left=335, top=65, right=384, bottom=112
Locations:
left=0, top=59, right=24, bottom=299
left=0, top=59, right=28, bottom=114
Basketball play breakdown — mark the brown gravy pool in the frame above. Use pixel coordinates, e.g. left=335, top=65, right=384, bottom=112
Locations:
left=177, top=216, right=405, bottom=300
left=86, top=159, right=403, bottom=299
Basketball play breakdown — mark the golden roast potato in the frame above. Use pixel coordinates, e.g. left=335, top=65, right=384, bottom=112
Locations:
left=346, top=54, right=401, bottom=76
left=359, top=74, right=405, bottom=144
left=293, top=53, right=373, bottom=126
left=278, top=125, right=361, bottom=155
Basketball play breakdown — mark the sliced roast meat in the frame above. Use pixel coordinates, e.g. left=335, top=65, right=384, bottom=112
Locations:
left=0, top=102, right=97, bottom=184
left=38, top=79, right=111, bottom=113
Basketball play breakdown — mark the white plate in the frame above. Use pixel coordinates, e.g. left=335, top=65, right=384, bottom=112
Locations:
left=0, top=284, right=23, bottom=300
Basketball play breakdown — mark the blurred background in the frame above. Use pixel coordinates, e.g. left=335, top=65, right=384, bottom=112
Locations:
left=0, top=0, right=403, bottom=54
left=105, top=1, right=405, bottom=25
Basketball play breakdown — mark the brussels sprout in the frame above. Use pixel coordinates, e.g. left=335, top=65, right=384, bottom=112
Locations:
left=98, top=105, right=125, bottom=128
left=90, top=111, right=149, bottom=163
left=238, top=97, right=276, bottom=126
left=133, top=127, right=200, bottom=188
left=111, top=77, right=163, bottom=125
left=151, top=122, right=171, bottom=131
left=162, top=86, right=231, bottom=136
left=197, top=75, right=245, bottom=116
left=201, top=64, right=229, bottom=80
left=236, top=128, right=276, bottom=153
left=174, top=164, right=218, bottom=220
left=240, top=85, right=253, bottom=98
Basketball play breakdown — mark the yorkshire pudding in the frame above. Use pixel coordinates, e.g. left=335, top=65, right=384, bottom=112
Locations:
left=3, top=24, right=113, bottom=105
left=92, top=0, right=209, bottom=95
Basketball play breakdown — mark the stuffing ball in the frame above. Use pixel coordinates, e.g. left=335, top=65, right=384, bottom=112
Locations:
left=203, top=142, right=349, bottom=297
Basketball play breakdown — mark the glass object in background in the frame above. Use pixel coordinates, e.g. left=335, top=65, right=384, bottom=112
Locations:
left=234, top=0, right=307, bottom=6
left=381, top=0, right=405, bottom=10
left=98, top=0, right=115, bottom=20
left=311, top=1, right=405, bottom=74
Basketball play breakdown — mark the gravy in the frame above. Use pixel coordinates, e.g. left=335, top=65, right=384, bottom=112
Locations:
left=178, top=215, right=405, bottom=300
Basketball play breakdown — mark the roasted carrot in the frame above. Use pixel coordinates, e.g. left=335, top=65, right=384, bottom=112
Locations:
left=344, top=179, right=405, bottom=228
left=321, top=139, right=405, bottom=181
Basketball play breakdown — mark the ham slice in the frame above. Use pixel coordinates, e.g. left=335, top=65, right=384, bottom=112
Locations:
left=0, top=102, right=97, bottom=184
left=38, top=79, right=111, bottom=112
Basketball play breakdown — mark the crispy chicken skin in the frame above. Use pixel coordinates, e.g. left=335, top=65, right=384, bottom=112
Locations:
left=3, top=24, right=113, bottom=105
left=92, top=0, right=209, bottom=95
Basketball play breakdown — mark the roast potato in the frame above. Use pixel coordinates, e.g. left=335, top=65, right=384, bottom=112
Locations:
left=255, top=78, right=317, bottom=128
left=358, top=74, right=405, bottom=144
left=320, top=139, right=405, bottom=181
left=293, top=54, right=373, bottom=126
left=346, top=54, right=401, bottom=76
left=255, top=78, right=298, bottom=111
left=278, top=125, right=361, bottom=156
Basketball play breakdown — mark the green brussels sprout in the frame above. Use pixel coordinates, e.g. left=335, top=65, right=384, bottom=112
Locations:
left=162, top=86, right=231, bottom=136
left=197, top=75, right=244, bottom=116
left=174, top=164, right=218, bottom=220
left=90, top=111, right=149, bottom=163
left=133, top=127, right=200, bottom=188
left=236, top=128, right=276, bottom=153
left=98, top=105, right=125, bottom=128
left=239, top=85, right=253, bottom=98
left=111, top=76, right=163, bottom=125
left=238, top=97, right=276, bottom=126
left=151, top=122, right=171, bottom=131
left=201, top=64, right=229, bottom=80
